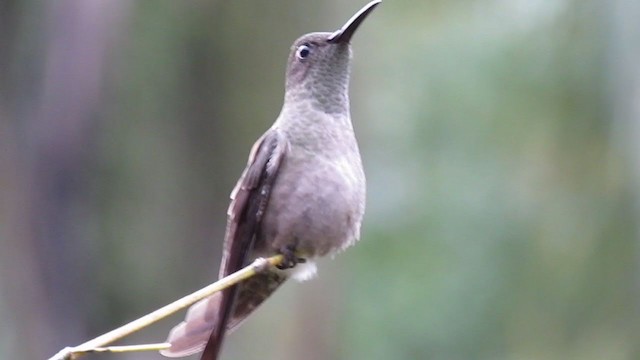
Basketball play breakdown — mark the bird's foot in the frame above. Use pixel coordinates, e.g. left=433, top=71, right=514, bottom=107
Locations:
left=277, top=245, right=306, bottom=270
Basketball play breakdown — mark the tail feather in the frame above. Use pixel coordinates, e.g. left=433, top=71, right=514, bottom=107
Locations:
left=160, top=293, right=222, bottom=357
left=160, top=271, right=288, bottom=358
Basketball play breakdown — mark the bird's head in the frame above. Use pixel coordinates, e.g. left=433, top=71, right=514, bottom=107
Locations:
left=283, top=0, right=380, bottom=113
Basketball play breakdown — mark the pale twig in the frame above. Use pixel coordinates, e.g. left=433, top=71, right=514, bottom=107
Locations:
left=83, top=343, right=171, bottom=353
left=47, top=255, right=284, bottom=360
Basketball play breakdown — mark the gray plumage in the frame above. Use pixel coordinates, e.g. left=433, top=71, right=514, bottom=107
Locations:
left=160, top=2, right=380, bottom=359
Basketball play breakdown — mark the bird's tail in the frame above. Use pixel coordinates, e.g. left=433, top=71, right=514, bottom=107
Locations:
left=160, top=270, right=288, bottom=358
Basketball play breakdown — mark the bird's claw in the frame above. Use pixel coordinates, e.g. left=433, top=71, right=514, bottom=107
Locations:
left=277, top=246, right=306, bottom=270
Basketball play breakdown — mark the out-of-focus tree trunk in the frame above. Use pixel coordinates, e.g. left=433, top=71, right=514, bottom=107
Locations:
left=0, top=1, right=128, bottom=358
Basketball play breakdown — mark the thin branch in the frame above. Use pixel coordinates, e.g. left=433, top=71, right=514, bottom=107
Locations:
left=47, top=255, right=284, bottom=360
left=82, top=343, right=171, bottom=354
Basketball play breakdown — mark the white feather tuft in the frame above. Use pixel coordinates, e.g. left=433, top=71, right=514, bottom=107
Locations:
left=290, top=261, right=318, bottom=281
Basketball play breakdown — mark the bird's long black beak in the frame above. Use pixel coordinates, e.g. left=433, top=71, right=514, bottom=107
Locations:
left=327, top=0, right=381, bottom=44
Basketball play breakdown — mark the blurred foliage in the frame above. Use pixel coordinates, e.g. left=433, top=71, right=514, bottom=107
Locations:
left=1, top=0, right=639, bottom=359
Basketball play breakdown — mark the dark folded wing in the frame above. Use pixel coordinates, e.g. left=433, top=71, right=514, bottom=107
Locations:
left=161, top=129, right=288, bottom=359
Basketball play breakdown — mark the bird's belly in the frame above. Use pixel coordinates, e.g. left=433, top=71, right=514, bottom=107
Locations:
left=257, top=155, right=365, bottom=258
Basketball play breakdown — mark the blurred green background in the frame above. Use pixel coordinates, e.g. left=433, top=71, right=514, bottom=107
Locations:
left=1, top=0, right=639, bottom=359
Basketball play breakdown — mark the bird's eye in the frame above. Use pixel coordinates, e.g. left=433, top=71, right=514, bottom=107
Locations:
left=296, top=44, right=311, bottom=60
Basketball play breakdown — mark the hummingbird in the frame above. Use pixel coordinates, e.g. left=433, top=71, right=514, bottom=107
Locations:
left=161, top=1, right=380, bottom=359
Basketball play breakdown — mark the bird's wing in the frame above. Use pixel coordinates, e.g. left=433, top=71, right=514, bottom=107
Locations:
left=160, top=128, right=288, bottom=359
left=221, top=128, right=288, bottom=279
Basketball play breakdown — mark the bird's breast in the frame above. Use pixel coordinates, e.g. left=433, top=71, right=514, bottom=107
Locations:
left=257, top=148, right=365, bottom=259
